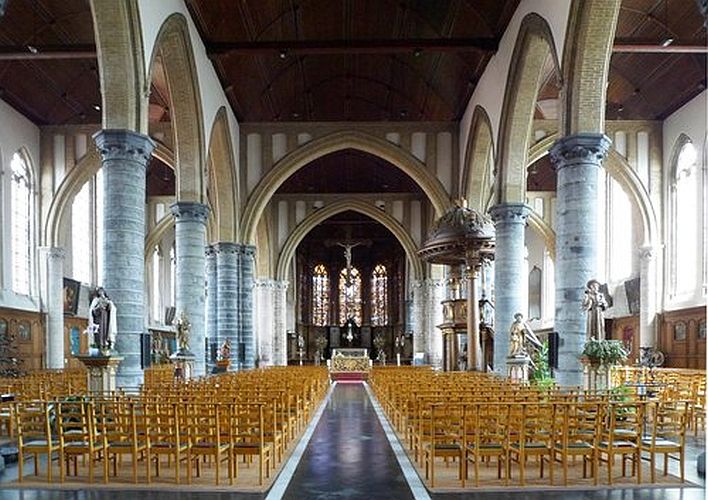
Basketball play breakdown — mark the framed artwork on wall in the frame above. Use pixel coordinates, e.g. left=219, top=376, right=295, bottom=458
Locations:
left=674, top=322, right=687, bottom=342
left=0, top=319, right=7, bottom=339
left=17, top=321, right=31, bottom=341
left=63, top=278, right=81, bottom=315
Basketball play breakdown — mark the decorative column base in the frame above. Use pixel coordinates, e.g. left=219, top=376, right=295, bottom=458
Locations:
left=76, top=355, right=123, bottom=394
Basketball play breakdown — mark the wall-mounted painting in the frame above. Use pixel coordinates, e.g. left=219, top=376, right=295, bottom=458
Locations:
left=63, top=278, right=81, bottom=316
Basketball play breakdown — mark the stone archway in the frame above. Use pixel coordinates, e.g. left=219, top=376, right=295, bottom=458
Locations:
left=205, top=107, right=238, bottom=243
left=496, top=13, right=561, bottom=204
left=275, top=199, right=424, bottom=282
left=43, top=142, right=175, bottom=248
left=460, top=105, right=495, bottom=211
left=240, top=130, right=453, bottom=244
left=90, top=0, right=148, bottom=132
left=559, top=0, right=621, bottom=135
left=148, top=13, right=205, bottom=203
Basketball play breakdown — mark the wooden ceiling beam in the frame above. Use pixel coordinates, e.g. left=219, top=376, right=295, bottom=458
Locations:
left=0, top=45, right=96, bottom=60
left=613, top=38, right=708, bottom=53
left=207, top=37, right=499, bottom=57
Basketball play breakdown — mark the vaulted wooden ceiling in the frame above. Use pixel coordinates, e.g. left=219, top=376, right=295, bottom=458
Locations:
left=0, top=1, right=704, bottom=126
left=186, top=0, right=519, bottom=122
left=276, top=149, right=424, bottom=194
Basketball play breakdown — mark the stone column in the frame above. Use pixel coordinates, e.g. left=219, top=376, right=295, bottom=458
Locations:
left=93, top=129, right=155, bottom=388
left=639, top=245, right=657, bottom=349
left=465, top=260, right=482, bottom=371
left=205, top=245, right=217, bottom=371
left=214, top=242, right=239, bottom=369
left=490, top=203, right=531, bottom=375
left=273, top=280, right=288, bottom=366
left=43, top=247, right=65, bottom=369
left=254, top=280, right=274, bottom=366
left=239, top=245, right=256, bottom=368
left=550, top=134, right=611, bottom=387
left=410, top=280, right=427, bottom=362
left=426, top=279, right=445, bottom=369
left=171, top=202, right=209, bottom=378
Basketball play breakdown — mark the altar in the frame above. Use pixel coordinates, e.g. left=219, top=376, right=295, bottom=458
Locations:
left=329, top=348, right=371, bottom=381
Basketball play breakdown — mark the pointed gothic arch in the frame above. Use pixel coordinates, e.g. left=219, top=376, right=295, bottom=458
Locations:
left=275, top=199, right=424, bottom=282
left=241, top=130, right=453, bottom=244
left=461, top=105, right=495, bottom=211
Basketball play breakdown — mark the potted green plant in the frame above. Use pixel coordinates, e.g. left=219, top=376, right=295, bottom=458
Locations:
left=581, top=338, right=628, bottom=367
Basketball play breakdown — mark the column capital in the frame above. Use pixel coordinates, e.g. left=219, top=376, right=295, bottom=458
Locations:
left=171, top=201, right=210, bottom=224
left=41, top=246, right=65, bottom=260
left=697, top=0, right=708, bottom=27
left=489, top=203, right=532, bottom=225
left=93, top=129, right=155, bottom=164
left=239, top=244, right=256, bottom=259
left=550, top=133, right=612, bottom=171
left=639, top=245, right=657, bottom=260
left=214, top=241, right=239, bottom=255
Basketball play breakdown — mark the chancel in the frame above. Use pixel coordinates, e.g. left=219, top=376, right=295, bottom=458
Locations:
left=0, top=0, right=705, bottom=498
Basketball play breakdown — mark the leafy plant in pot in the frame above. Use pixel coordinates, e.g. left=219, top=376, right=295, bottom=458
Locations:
left=581, top=338, right=628, bottom=368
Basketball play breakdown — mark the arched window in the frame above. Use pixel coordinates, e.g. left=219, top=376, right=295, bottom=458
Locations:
left=151, top=246, right=161, bottom=322
left=311, top=264, right=329, bottom=326
left=371, top=264, right=388, bottom=326
left=10, top=152, right=32, bottom=295
left=339, top=267, right=362, bottom=326
left=72, top=182, right=91, bottom=283
left=673, top=141, right=699, bottom=294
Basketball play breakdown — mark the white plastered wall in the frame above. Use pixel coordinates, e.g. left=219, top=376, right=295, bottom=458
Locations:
left=137, top=0, right=241, bottom=219
left=458, top=0, right=571, bottom=182
left=0, top=98, right=41, bottom=310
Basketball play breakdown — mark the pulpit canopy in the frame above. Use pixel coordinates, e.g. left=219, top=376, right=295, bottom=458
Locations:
left=418, top=203, right=495, bottom=265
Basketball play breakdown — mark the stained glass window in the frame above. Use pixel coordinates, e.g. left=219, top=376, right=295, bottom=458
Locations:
left=10, top=152, right=32, bottom=295
left=371, top=264, right=388, bottom=326
left=339, top=266, right=362, bottom=326
left=312, top=264, right=329, bottom=326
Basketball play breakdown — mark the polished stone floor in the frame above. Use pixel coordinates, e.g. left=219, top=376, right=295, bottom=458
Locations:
left=0, top=382, right=705, bottom=500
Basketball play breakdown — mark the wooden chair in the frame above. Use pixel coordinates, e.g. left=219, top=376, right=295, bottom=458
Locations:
left=552, top=402, right=601, bottom=486
left=15, top=401, right=60, bottom=482
left=144, top=402, right=190, bottom=484
left=96, top=400, right=147, bottom=483
left=232, top=402, right=273, bottom=486
left=423, top=403, right=464, bottom=487
left=641, top=401, right=688, bottom=483
left=186, top=403, right=233, bottom=485
left=465, top=403, right=510, bottom=486
left=56, top=400, right=102, bottom=482
left=508, top=403, right=554, bottom=485
left=597, top=402, right=643, bottom=485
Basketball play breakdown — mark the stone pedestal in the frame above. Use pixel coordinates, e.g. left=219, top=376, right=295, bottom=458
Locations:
left=170, top=350, right=196, bottom=381
left=490, top=203, right=532, bottom=375
left=171, top=202, right=209, bottom=377
left=76, top=355, right=123, bottom=394
left=507, top=355, right=530, bottom=382
left=93, top=129, right=155, bottom=389
left=550, top=134, right=611, bottom=387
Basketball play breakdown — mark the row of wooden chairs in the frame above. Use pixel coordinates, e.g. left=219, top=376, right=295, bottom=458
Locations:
left=13, top=366, right=329, bottom=486
left=371, top=368, right=691, bottom=488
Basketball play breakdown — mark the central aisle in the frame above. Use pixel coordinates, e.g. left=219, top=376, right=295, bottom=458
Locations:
left=282, top=383, right=414, bottom=500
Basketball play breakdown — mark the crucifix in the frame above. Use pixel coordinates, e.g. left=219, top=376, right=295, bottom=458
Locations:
left=336, top=241, right=363, bottom=286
